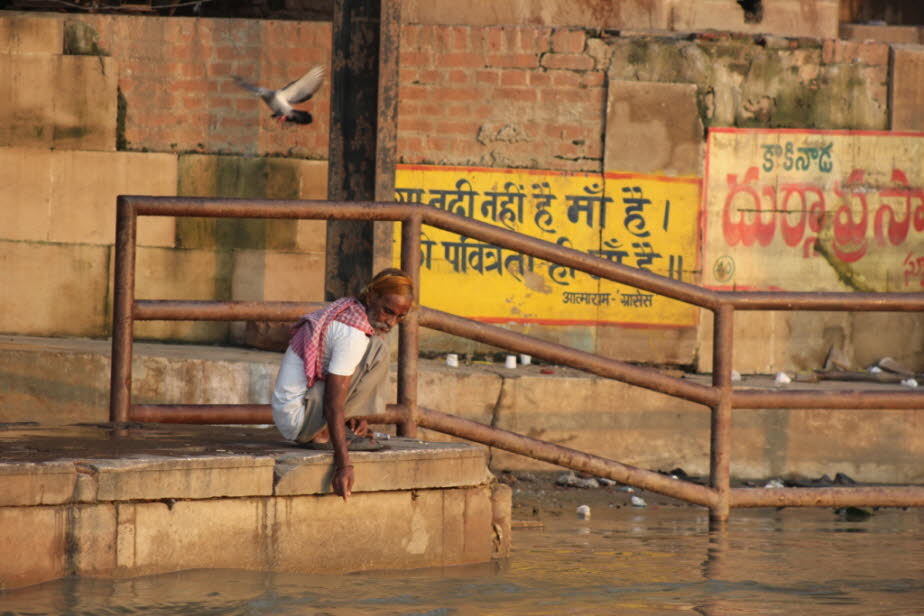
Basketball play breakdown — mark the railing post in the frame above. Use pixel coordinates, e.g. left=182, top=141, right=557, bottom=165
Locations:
left=709, top=303, right=734, bottom=527
left=109, top=196, right=137, bottom=424
left=398, top=214, right=422, bottom=437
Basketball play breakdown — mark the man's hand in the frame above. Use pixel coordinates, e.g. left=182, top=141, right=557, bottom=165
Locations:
left=323, top=373, right=354, bottom=501
left=346, top=417, right=371, bottom=437
left=331, top=464, right=354, bottom=501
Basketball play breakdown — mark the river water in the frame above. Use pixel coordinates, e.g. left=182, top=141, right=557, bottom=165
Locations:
left=1, top=506, right=922, bottom=615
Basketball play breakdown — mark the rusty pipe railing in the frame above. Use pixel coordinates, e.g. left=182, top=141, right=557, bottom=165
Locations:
left=397, top=214, right=422, bottom=437
left=417, top=307, right=718, bottom=406
left=417, top=406, right=719, bottom=508
left=111, top=195, right=924, bottom=522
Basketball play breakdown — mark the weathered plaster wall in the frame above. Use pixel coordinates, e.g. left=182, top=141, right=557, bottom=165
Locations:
left=605, top=34, right=890, bottom=131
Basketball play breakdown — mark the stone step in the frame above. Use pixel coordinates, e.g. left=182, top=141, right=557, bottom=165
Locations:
left=2, top=334, right=922, bottom=484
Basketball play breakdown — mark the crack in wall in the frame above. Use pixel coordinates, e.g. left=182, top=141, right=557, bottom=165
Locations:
left=486, top=374, right=513, bottom=467
left=814, top=219, right=878, bottom=292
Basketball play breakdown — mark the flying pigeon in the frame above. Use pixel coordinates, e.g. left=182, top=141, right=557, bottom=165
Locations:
left=232, top=65, right=325, bottom=125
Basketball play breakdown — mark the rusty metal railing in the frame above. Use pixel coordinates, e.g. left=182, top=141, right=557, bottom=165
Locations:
left=110, top=195, right=924, bottom=523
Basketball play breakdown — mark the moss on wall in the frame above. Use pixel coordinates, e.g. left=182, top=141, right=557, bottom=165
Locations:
left=63, top=20, right=107, bottom=56
left=116, top=87, right=127, bottom=150
left=605, top=34, right=887, bottom=131
left=175, top=154, right=306, bottom=253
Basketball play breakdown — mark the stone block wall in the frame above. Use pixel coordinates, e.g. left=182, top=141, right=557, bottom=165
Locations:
left=0, top=12, right=330, bottom=343
left=3, top=6, right=924, bottom=373
left=890, top=44, right=924, bottom=131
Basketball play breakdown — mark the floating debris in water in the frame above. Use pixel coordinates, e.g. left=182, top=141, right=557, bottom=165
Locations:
left=630, top=495, right=647, bottom=508
left=576, top=504, right=591, bottom=519
left=774, top=372, right=792, bottom=385
left=765, top=478, right=785, bottom=488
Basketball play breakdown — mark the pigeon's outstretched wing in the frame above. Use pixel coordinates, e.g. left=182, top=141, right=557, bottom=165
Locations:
left=278, top=66, right=325, bottom=105
left=231, top=75, right=273, bottom=98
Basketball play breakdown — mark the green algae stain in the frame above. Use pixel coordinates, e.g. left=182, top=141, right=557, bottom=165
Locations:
left=63, top=21, right=108, bottom=56
left=116, top=88, right=127, bottom=150
left=175, top=155, right=304, bottom=252
left=53, top=125, right=89, bottom=140
left=626, top=39, right=650, bottom=67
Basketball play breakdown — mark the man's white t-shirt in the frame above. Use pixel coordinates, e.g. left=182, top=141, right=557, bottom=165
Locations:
left=323, top=321, right=371, bottom=375
left=272, top=321, right=370, bottom=440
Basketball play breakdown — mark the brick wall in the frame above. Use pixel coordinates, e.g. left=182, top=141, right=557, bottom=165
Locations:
left=397, top=24, right=605, bottom=173
left=70, top=15, right=331, bottom=158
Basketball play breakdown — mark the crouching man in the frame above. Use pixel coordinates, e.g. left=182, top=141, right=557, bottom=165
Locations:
left=271, top=268, right=414, bottom=500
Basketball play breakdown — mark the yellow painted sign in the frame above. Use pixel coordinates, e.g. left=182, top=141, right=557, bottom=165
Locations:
left=704, top=128, right=924, bottom=292
left=393, top=165, right=700, bottom=326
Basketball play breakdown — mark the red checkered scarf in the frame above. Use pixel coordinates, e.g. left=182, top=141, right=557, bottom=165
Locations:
left=289, top=297, right=375, bottom=387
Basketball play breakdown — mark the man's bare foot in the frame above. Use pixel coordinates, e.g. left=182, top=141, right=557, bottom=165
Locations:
left=311, top=425, right=330, bottom=444
left=309, top=420, right=370, bottom=445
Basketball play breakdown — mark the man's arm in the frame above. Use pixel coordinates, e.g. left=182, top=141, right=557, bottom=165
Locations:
left=323, top=373, right=354, bottom=500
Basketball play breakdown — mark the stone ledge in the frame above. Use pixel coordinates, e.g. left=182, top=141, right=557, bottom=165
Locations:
left=81, top=455, right=277, bottom=503
left=0, top=461, right=77, bottom=506
left=0, top=425, right=492, bottom=505
left=274, top=440, right=491, bottom=496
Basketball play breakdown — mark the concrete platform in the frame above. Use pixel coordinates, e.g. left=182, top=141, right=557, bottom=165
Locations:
left=0, top=424, right=511, bottom=591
